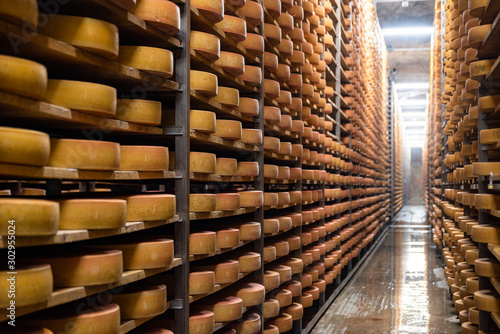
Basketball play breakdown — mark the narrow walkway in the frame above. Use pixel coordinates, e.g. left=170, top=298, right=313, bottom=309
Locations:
left=310, top=205, right=459, bottom=334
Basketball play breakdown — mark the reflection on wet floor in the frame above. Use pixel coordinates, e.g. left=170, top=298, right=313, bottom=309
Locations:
left=310, top=206, right=459, bottom=334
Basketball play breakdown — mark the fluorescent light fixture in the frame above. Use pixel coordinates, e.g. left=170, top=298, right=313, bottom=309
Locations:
left=382, top=26, right=433, bottom=36
left=395, top=82, right=429, bottom=90
left=399, top=99, right=427, bottom=106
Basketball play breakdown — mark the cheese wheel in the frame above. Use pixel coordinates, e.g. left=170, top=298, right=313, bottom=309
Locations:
left=190, top=271, right=216, bottom=295
left=284, top=303, right=303, bottom=320
left=277, top=93, right=292, bottom=108
left=214, top=119, right=242, bottom=139
left=239, top=252, right=261, bottom=272
left=239, top=33, right=265, bottom=55
left=231, top=312, right=261, bottom=334
left=474, top=194, right=500, bottom=210
left=125, top=194, right=175, bottom=221
left=190, top=194, right=217, bottom=212
left=0, top=55, right=47, bottom=99
left=190, top=152, right=216, bottom=174
left=264, top=245, right=277, bottom=262
left=235, top=283, right=265, bottom=306
left=116, top=99, right=162, bottom=125
left=241, top=129, right=263, bottom=145
left=239, top=222, right=261, bottom=241
left=238, top=161, right=259, bottom=177
left=264, top=218, right=280, bottom=234
left=302, top=273, right=313, bottom=287
left=277, top=39, right=293, bottom=56
left=120, top=145, right=169, bottom=171
left=264, top=106, right=282, bottom=123
left=117, top=46, right=173, bottom=78
left=265, top=192, right=279, bottom=206
left=268, top=289, right=292, bottom=307
left=29, top=304, right=120, bottom=334
left=238, top=97, right=260, bottom=116
left=216, top=158, right=238, bottom=176
left=0, top=127, right=50, bottom=167
left=301, top=293, right=313, bottom=308
left=39, top=15, right=118, bottom=59
left=264, top=52, right=279, bottom=72
left=264, top=23, right=282, bottom=44
left=190, top=231, right=216, bottom=254
left=48, top=139, right=120, bottom=170
left=102, top=238, right=174, bottom=269
left=131, top=0, right=180, bottom=35
left=271, top=313, right=293, bottom=332
left=191, top=110, right=216, bottom=133
left=44, top=80, right=116, bottom=116
left=197, top=260, right=240, bottom=283
left=0, top=199, right=58, bottom=236
left=59, top=199, right=126, bottom=230
left=191, top=31, right=221, bottom=61
left=203, top=296, right=243, bottom=322
left=264, top=164, right=279, bottom=179
left=30, top=249, right=123, bottom=287
left=283, top=258, right=303, bottom=274
left=471, top=224, right=500, bottom=243
left=264, top=79, right=280, bottom=97
left=239, top=1, right=264, bottom=25
left=216, top=193, right=241, bottom=211
left=216, top=15, right=247, bottom=42
left=264, top=137, right=280, bottom=152
left=0, top=0, right=38, bottom=29
left=264, top=271, right=281, bottom=291
left=475, top=258, right=500, bottom=277
left=287, top=235, right=301, bottom=250
left=270, top=264, right=292, bottom=282
left=278, top=166, right=290, bottom=180
left=474, top=290, right=500, bottom=312
left=215, top=52, right=245, bottom=76
left=276, top=64, right=291, bottom=82
left=191, top=70, right=218, bottom=97
left=192, top=0, right=223, bottom=22
left=263, top=299, right=280, bottom=319
left=189, top=310, right=214, bottom=334
left=239, top=190, right=263, bottom=207
left=0, top=264, right=52, bottom=308
left=112, top=284, right=167, bottom=319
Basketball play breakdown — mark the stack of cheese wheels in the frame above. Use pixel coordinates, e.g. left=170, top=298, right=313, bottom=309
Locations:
left=131, top=0, right=180, bottom=35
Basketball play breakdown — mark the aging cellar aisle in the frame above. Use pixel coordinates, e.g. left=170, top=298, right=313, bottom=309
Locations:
left=310, top=205, right=460, bottom=334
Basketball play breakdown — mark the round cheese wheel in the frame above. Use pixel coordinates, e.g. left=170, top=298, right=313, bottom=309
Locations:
left=49, top=139, right=119, bottom=170
left=264, top=218, right=280, bottom=234
left=474, top=290, right=500, bottom=312
left=301, top=273, right=312, bottom=287
left=215, top=119, right=242, bottom=139
left=277, top=192, right=290, bottom=206
left=192, top=0, right=223, bottom=22
left=271, top=313, right=293, bottom=332
left=238, top=162, right=259, bottom=177
left=112, top=284, right=167, bottom=319
left=264, top=192, right=279, bottom=206
left=277, top=92, right=292, bottom=108
left=191, top=110, right=216, bottom=133
left=239, top=222, right=261, bottom=241
left=29, top=304, right=120, bottom=334
left=30, top=249, right=122, bottom=287
left=59, top=199, right=126, bottom=230
left=235, top=283, right=266, bottom=306
left=44, top=80, right=116, bottom=116
left=284, top=303, right=303, bottom=320
left=475, top=258, right=500, bottom=277
left=277, top=166, right=290, bottom=180
left=0, top=0, right=38, bottom=29
left=125, top=194, right=176, bottom=221
left=239, top=33, right=264, bottom=55
left=303, top=286, right=320, bottom=300
left=270, top=264, right=292, bottom=282
left=264, top=164, right=279, bottom=179
left=263, top=299, right=280, bottom=319
left=190, top=231, right=216, bottom=254
left=239, top=190, right=263, bottom=207
left=117, top=46, right=173, bottom=78
left=116, top=99, right=162, bottom=125
left=191, top=70, right=218, bottom=97
left=264, top=271, right=281, bottom=291
left=131, top=0, right=180, bottom=35
left=264, top=136, right=280, bottom=152
left=241, top=129, right=263, bottom=145
left=0, top=127, right=50, bottom=167
left=276, top=64, right=291, bottom=82
left=283, top=258, right=303, bottom=274
left=231, top=312, right=260, bottom=334
left=204, top=296, right=243, bottom=322
left=197, top=260, right=240, bottom=284
left=239, top=252, right=261, bottom=272
left=287, top=235, right=301, bottom=250
left=268, top=289, right=292, bottom=307
left=120, top=145, right=169, bottom=171
left=264, top=0, right=281, bottom=17
left=191, top=31, right=220, bottom=61
left=216, top=15, right=247, bottom=42
left=216, top=228, right=240, bottom=248
left=0, top=198, right=58, bottom=236
left=238, top=97, right=260, bottom=116
left=264, top=79, right=280, bottom=97
left=216, top=193, right=241, bottom=211
left=0, top=264, right=52, bottom=308
left=239, top=1, right=263, bottom=25
left=263, top=245, right=277, bottom=262
left=0, top=55, right=47, bottom=99
left=190, top=271, right=215, bottom=295
left=471, top=224, right=500, bottom=243
left=189, top=193, right=217, bottom=212
left=190, top=152, right=216, bottom=174
left=238, top=65, right=262, bottom=86
left=39, top=15, right=118, bottom=60
left=264, top=106, right=281, bottom=123
left=264, top=52, right=279, bottom=72
left=302, top=293, right=313, bottom=308
left=263, top=23, right=281, bottom=44
left=216, top=158, right=238, bottom=176
left=278, top=216, right=292, bottom=231
left=215, top=52, right=245, bottom=76
left=277, top=39, right=293, bottom=56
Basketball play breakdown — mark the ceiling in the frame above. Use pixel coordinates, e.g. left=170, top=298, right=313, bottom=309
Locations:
left=375, top=0, right=434, bottom=146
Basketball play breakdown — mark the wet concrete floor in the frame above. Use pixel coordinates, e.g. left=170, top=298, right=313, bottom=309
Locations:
left=310, top=205, right=459, bottom=334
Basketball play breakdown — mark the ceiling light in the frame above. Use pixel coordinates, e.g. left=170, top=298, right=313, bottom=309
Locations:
left=395, top=82, right=430, bottom=90
left=398, top=99, right=427, bottom=106
left=382, top=26, right=434, bottom=36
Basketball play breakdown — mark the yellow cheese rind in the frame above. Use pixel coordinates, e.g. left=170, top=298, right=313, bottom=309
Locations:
left=116, top=99, right=162, bottom=125
left=117, top=46, right=174, bottom=78
left=44, top=79, right=117, bottom=117
left=214, top=51, right=245, bottom=76
left=190, top=152, right=217, bottom=174
left=191, top=70, right=218, bottom=97
left=103, top=238, right=174, bottom=269
left=48, top=139, right=120, bottom=171
left=112, top=284, right=167, bottom=319
left=190, top=231, right=217, bottom=254
left=120, top=145, right=169, bottom=171
left=191, top=31, right=221, bottom=61
left=0, top=0, right=38, bottom=29
left=190, top=194, right=217, bottom=212
left=189, top=271, right=216, bottom=295
left=39, top=15, right=119, bottom=60
left=0, top=126, right=50, bottom=167
left=0, top=55, right=47, bottom=99
left=216, top=158, right=238, bottom=176
left=189, top=310, right=215, bottom=334
left=131, top=0, right=180, bottom=35
left=0, top=199, right=59, bottom=236
left=213, top=87, right=240, bottom=108
left=191, top=110, right=217, bottom=133
left=192, top=0, right=224, bottom=22
left=59, top=199, right=126, bottom=230
left=125, top=194, right=176, bottom=221
left=0, top=265, right=53, bottom=308
left=215, top=15, right=247, bottom=42
left=215, top=120, right=243, bottom=140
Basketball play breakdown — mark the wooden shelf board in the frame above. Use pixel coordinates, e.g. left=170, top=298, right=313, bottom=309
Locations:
left=190, top=207, right=258, bottom=220
left=478, top=11, right=500, bottom=58
left=0, top=258, right=182, bottom=319
left=0, top=216, right=180, bottom=248
left=263, top=120, right=300, bottom=140
left=190, top=90, right=255, bottom=123
left=190, top=130, right=259, bottom=153
left=189, top=240, right=254, bottom=262
left=191, top=173, right=256, bottom=183
left=189, top=272, right=252, bottom=303
left=264, top=179, right=299, bottom=185
left=264, top=151, right=299, bottom=162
